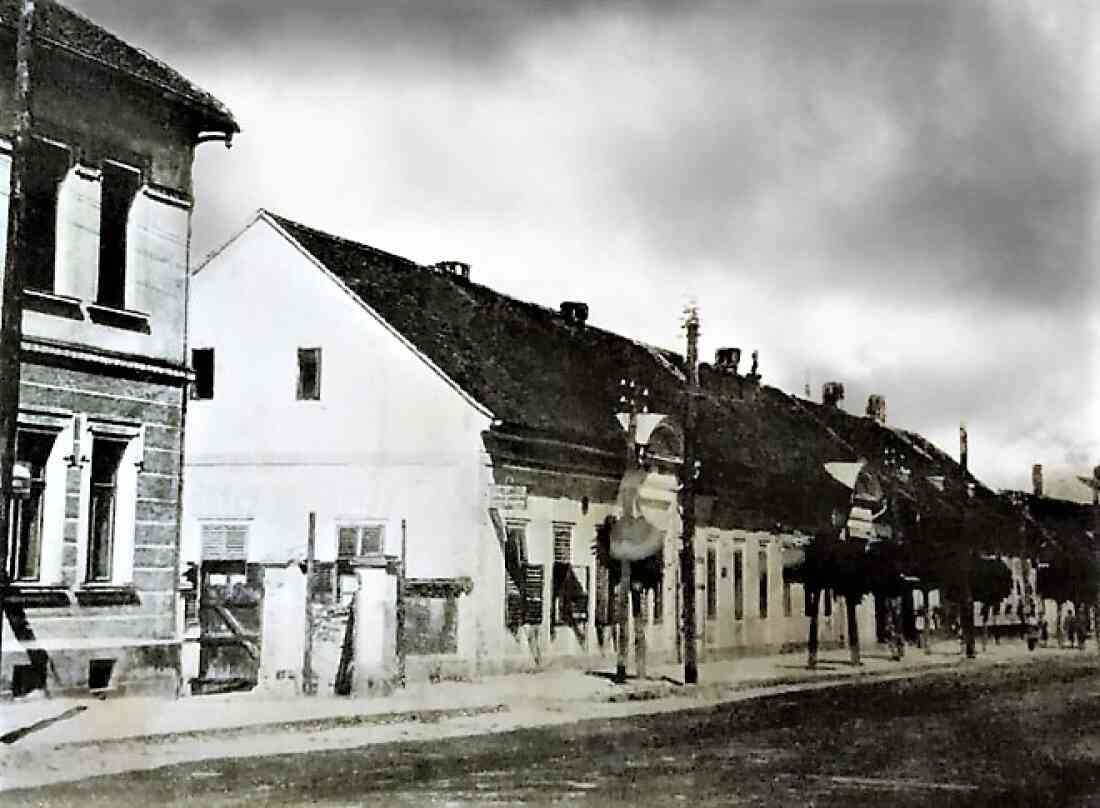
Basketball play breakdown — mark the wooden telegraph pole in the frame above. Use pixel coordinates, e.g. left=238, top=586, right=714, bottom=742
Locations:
left=0, top=0, right=38, bottom=675
left=681, top=305, right=700, bottom=685
left=303, top=511, right=316, bottom=694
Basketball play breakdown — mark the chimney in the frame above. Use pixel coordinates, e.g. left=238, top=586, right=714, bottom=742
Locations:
left=1032, top=464, right=1043, bottom=498
left=866, top=394, right=887, bottom=425
left=431, top=260, right=470, bottom=280
left=714, top=347, right=741, bottom=374
left=959, top=423, right=968, bottom=473
left=746, top=350, right=760, bottom=383
left=559, top=301, right=589, bottom=327
left=822, top=381, right=845, bottom=408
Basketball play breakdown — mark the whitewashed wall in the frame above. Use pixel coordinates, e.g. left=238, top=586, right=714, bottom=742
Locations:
left=184, top=217, right=491, bottom=653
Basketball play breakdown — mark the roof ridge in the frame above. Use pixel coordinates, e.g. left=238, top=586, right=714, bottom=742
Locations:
left=264, top=209, right=691, bottom=361
left=263, top=209, right=423, bottom=270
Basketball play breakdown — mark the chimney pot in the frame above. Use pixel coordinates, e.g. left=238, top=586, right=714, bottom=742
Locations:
left=1032, top=463, right=1043, bottom=498
left=866, top=394, right=887, bottom=425
left=559, top=301, right=589, bottom=326
left=432, top=260, right=470, bottom=280
left=822, top=381, right=845, bottom=408
left=959, top=423, right=968, bottom=472
left=714, top=347, right=741, bottom=374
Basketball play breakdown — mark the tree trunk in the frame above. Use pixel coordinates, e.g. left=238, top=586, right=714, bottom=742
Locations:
left=891, top=598, right=904, bottom=661
left=846, top=596, right=861, bottom=666
left=806, top=587, right=820, bottom=670
left=922, top=588, right=932, bottom=655
left=1056, top=602, right=1064, bottom=649
left=962, top=575, right=976, bottom=659
left=615, top=562, right=631, bottom=682
left=632, top=587, right=647, bottom=679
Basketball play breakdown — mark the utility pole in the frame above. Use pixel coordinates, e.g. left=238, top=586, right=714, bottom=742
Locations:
left=960, top=425, right=975, bottom=660
left=681, top=305, right=700, bottom=685
left=614, top=378, right=638, bottom=684
left=0, top=0, right=38, bottom=674
left=303, top=511, right=316, bottom=694
left=397, top=517, right=407, bottom=688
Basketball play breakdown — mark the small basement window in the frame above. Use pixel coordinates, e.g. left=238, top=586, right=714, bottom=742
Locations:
left=88, top=658, right=115, bottom=691
left=191, top=348, right=214, bottom=400
left=12, top=661, right=47, bottom=698
left=297, top=348, right=321, bottom=400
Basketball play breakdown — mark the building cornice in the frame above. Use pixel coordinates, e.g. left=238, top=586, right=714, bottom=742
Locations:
left=21, top=336, right=192, bottom=384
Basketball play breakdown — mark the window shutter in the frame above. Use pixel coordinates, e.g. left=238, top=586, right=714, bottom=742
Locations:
left=595, top=563, right=610, bottom=626
left=505, top=574, right=523, bottom=629
left=360, top=525, right=384, bottom=555
left=523, top=564, right=543, bottom=625
left=338, top=527, right=359, bottom=558
left=553, top=524, right=572, bottom=563
left=202, top=524, right=248, bottom=561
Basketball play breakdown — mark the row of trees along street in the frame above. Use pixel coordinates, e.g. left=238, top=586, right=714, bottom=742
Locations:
left=784, top=472, right=1100, bottom=669
left=589, top=445, right=1100, bottom=678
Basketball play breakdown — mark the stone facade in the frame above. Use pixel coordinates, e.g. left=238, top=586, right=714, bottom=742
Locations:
left=0, top=6, right=235, bottom=698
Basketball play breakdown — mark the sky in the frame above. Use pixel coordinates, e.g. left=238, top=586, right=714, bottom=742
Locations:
left=69, top=0, right=1100, bottom=499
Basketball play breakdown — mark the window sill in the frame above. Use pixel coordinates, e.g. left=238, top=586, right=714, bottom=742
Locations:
left=74, top=585, right=140, bottom=607
left=22, top=289, right=85, bottom=321
left=86, top=304, right=151, bottom=333
left=5, top=585, right=74, bottom=608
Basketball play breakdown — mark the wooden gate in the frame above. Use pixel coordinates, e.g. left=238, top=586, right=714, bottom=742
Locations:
left=193, top=561, right=263, bottom=694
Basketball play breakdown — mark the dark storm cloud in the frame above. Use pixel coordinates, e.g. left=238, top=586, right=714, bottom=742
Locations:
left=74, top=0, right=691, bottom=73
left=65, top=0, right=1097, bottom=491
left=595, top=1, right=1096, bottom=314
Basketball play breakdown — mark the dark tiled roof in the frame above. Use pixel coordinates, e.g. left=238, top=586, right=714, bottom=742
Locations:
left=267, top=211, right=856, bottom=534
left=0, top=1, right=236, bottom=132
left=797, top=398, right=1023, bottom=551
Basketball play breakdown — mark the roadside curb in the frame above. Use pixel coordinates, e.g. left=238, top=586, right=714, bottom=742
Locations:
left=603, top=649, right=1040, bottom=703
left=22, top=703, right=510, bottom=752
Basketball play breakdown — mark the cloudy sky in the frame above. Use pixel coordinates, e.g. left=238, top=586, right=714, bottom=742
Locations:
left=71, top=0, right=1100, bottom=498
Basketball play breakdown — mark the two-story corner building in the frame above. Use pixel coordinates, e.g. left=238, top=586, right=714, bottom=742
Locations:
left=0, top=2, right=237, bottom=698
left=185, top=210, right=879, bottom=693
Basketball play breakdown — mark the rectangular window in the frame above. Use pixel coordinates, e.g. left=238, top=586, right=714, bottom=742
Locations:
left=504, top=521, right=528, bottom=628
left=96, top=161, right=142, bottom=309
left=7, top=429, right=57, bottom=582
left=297, top=348, right=321, bottom=400
left=553, top=523, right=573, bottom=563
left=653, top=579, right=664, bottom=625
left=191, top=348, right=214, bottom=400
left=552, top=563, right=589, bottom=627
left=733, top=548, right=744, bottom=620
left=336, top=524, right=384, bottom=558
left=783, top=578, right=792, bottom=618
left=706, top=546, right=717, bottom=619
left=758, top=548, right=769, bottom=619
left=24, top=139, right=71, bottom=293
left=824, top=588, right=833, bottom=617
left=87, top=438, right=127, bottom=582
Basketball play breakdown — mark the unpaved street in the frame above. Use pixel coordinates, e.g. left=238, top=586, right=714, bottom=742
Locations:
left=8, top=655, right=1100, bottom=807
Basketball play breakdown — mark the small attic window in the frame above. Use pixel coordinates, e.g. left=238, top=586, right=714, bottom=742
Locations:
left=191, top=348, right=214, bottom=400
left=297, top=348, right=321, bottom=400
